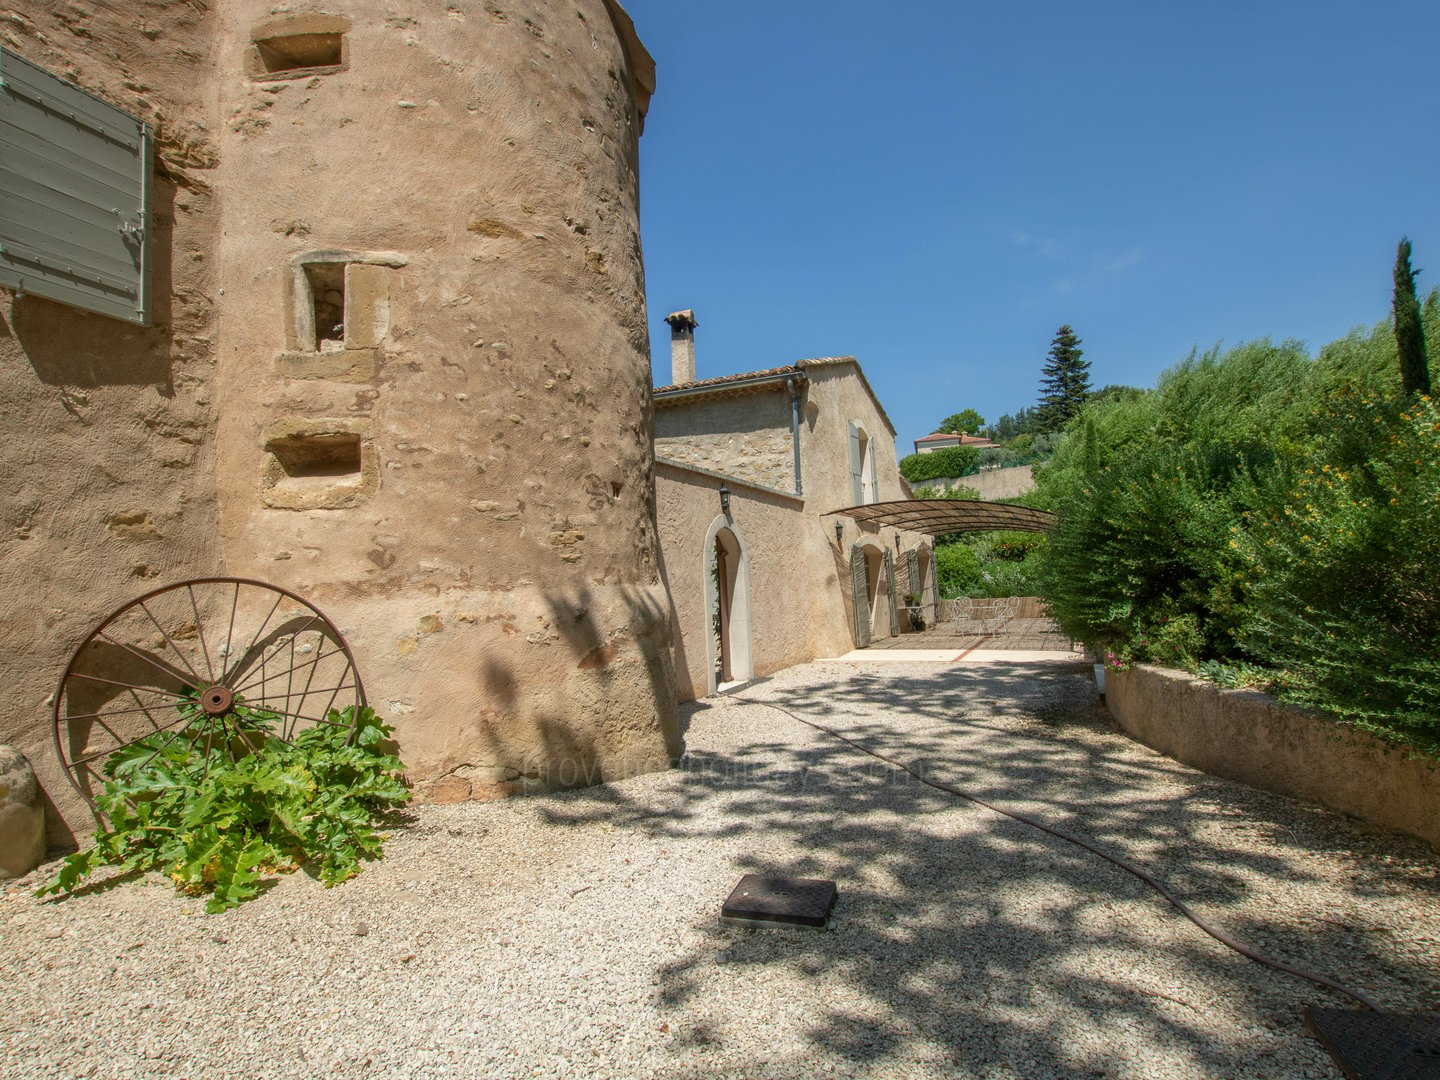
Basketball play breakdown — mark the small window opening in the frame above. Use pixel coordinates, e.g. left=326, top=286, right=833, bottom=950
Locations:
left=266, top=432, right=362, bottom=484
left=305, top=263, right=346, bottom=351
left=253, top=32, right=344, bottom=76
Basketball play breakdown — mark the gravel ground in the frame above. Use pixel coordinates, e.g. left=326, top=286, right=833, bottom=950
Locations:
left=3, top=659, right=1438, bottom=1080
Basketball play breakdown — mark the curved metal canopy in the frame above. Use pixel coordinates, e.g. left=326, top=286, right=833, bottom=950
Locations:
left=829, top=499, right=1056, bottom=536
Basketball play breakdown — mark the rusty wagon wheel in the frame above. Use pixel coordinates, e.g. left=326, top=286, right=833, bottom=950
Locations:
left=53, top=577, right=366, bottom=813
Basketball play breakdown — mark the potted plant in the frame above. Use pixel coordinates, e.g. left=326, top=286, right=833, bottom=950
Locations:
left=903, top=593, right=926, bottom=632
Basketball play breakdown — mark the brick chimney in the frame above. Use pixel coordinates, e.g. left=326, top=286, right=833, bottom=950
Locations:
left=664, top=309, right=698, bottom=385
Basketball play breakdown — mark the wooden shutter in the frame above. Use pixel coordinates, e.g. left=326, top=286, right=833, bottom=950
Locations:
left=0, top=48, right=151, bottom=324
left=849, top=544, right=870, bottom=648
left=906, top=550, right=920, bottom=604
left=848, top=422, right=863, bottom=506
left=883, top=550, right=900, bottom=637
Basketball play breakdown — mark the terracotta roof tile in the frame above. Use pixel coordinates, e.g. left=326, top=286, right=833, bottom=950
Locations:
left=653, top=365, right=798, bottom=394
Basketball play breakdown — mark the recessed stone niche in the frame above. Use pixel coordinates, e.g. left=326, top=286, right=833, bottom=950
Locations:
left=261, top=418, right=377, bottom=510
left=277, top=250, right=407, bottom=382
left=246, top=14, right=351, bottom=81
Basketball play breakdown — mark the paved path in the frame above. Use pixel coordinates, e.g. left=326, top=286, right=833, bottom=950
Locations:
left=3, top=661, right=1437, bottom=1079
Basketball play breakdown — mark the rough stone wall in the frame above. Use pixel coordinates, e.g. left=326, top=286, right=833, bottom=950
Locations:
left=0, top=1, right=223, bottom=845
left=210, top=0, right=676, bottom=804
left=654, top=389, right=793, bottom=491
left=2, top=1, right=676, bottom=840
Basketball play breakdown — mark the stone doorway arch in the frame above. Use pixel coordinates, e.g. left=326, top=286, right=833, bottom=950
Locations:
left=705, top=516, right=753, bottom=693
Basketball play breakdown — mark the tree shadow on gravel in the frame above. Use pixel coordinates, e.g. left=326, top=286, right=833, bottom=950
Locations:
left=535, top=663, right=1440, bottom=1078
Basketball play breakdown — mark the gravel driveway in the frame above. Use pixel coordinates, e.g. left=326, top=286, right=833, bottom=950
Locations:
left=4, top=659, right=1438, bottom=1080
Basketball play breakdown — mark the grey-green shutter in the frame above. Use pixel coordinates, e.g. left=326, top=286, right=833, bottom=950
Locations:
left=0, top=47, right=151, bottom=324
left=906, top=550, right=920, bottom=604
left=883, top=549, right=900, bottom=637
left=849, top=544, right=870, bottom=648
left=847, top=422, right=863, bottom=506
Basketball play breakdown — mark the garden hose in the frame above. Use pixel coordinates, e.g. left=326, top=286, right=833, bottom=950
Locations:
left=734, top=694, right=1382, bottom=1012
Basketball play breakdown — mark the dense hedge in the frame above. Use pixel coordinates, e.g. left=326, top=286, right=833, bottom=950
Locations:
left=899, top=446, right=978, bottom=484
left=1033, top=293, right=1440, bottom=754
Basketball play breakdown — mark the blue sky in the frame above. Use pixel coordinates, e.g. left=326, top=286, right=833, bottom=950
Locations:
left=623, top=0, right=1440, bottom=450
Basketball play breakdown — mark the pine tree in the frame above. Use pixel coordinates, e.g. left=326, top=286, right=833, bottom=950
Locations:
left=1394, top=238, right=1431, bottom=397
left=1036, top=324, right=1091, bottom=431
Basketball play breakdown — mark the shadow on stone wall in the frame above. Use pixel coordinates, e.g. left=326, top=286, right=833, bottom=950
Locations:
left=12, top=172, right=185, bottom=391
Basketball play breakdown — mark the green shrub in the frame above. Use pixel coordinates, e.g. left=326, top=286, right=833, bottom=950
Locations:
left=39, top=705, right=409, bottom=911
left=899, top=446, right=979, bottom=484
left=935, top=542, right=981, bottom=598
left=1036, top=443, right=1252, bottom=661
left=1235, top=394, right=1440, bottom=753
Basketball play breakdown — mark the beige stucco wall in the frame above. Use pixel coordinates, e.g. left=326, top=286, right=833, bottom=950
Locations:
left=656, top=462, right=853, bottom=701
left=0, top=2, right=224, bottom=846
left=922, top=465, right=1035, bottom=501
left=794, top=360, right=906, bottom=511
left=1108, top=664, right=1440, bottom=851
left=2, top=0, right=677, bottom=840
left=654, top=391, right=793, bottom=491
left=210, top=0, right=676, bottom=804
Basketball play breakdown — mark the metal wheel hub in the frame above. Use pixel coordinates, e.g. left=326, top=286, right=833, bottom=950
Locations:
left=200, top=685, right=235, bottom=717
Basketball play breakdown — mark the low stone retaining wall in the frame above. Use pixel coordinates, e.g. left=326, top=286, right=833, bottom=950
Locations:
left=1107, top=664, right=1440, bottom=850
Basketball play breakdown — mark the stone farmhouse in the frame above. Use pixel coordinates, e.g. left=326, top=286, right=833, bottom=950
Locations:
left=653, top=313, right=936, bottom=699
left=0, top=2, right=941, bottom=862
left=1, top=0, right=676, bottom=847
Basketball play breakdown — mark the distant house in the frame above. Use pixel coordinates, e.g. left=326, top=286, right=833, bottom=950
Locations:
left=913, top=431, right=998, bottom=454
left=653, top=312, right=936, bottom=699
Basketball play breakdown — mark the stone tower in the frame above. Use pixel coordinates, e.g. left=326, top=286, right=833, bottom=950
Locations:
left=0, top=0, right=674, bottom=841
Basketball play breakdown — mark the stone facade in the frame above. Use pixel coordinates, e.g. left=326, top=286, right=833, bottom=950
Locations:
left=655, top=357, right=933, bottom=698
left=2, top=0, right=675, bottom=843
left=655, top=391, right=794, bottom=491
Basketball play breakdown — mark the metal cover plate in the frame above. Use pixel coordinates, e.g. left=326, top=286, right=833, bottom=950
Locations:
left=721, top=874, right=837, bottom=928
left=1304, top=1008, right=1440, bottom=1080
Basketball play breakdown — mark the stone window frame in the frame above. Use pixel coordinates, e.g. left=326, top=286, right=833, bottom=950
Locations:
left=260, top=416, right=378, bottom=511
left=277, top=249, right=406, bottom=382
left=245, top=13, right=353, bottom=83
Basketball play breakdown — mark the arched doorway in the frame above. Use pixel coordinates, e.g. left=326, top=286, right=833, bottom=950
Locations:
left=705, top=516, right=753, bottom=693
left=849, top=541, right=898, bottom=647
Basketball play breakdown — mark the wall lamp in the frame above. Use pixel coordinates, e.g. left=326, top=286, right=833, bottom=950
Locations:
left=719, top=484, right=730, bottom=517
left=834, top=519, right=844, bottom=546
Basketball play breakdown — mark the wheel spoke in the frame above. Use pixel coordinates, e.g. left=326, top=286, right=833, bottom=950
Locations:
left=227, top=615, right=323, bottom=693
left=93, top=630, right=193, bottom=690
left=66, top=708, right=195, bottom=767
left=221, top=589, right=285, bottom=685
left=187, top=584, right=216, bottom=683
left=67, top=673, right=189, bottom=697
left=221, top=581, right=240, bottom=683
left=136, top=600, right=205, bottom=685
left=230, top=639, right=342, bottom=698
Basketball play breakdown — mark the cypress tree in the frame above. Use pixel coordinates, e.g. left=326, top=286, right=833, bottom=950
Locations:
left=1037, top=324, right=1091, bottom=431
left=1394, top=237, right=1431, bottom=397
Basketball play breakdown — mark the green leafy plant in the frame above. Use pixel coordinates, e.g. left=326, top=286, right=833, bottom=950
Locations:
left=39, top=704, right=409, bottom=912
left=899, top=446, right=980, bottom=484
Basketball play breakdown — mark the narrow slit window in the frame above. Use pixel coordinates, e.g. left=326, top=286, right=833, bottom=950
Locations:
left=305, top=263, right=346, bottom=351
left=253, top=32, right=343, bottom=76
left=266, top=432, right=362, bottom=482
